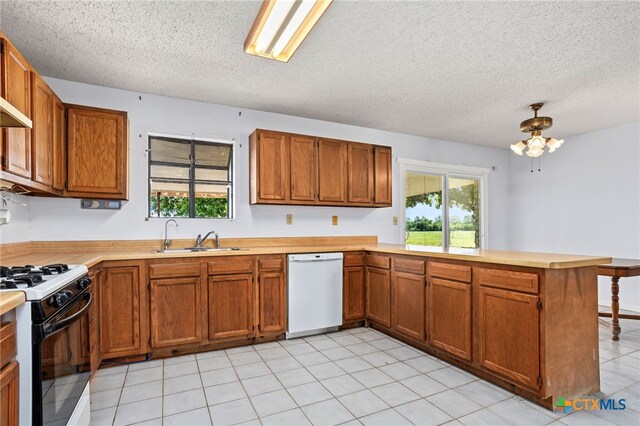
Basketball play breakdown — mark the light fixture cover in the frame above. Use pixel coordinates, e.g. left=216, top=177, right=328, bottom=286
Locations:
left=244, top=0, right=333, bottom=62
left=511, top=103, right=564, bottom=158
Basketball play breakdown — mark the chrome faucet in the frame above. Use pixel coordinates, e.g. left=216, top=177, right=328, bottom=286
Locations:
left=163, top=219, right=178, bottom=251
left=195, top=231, right=219, bottom=249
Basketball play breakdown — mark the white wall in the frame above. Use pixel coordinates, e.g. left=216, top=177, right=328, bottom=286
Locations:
left=0, top=194, right=30, bottom=244
left=508, top=122, right=640, bottom=311
left=21, top=78, right=512, bottom=247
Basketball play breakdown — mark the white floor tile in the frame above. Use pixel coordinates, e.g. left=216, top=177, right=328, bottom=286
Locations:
left=370, top=382, right=421, bottom=407
left=302, top=398, right=355, bottom=426
left=209, top=397, right=257, bottom=426
left=128, top=359, right=163, bottom=372
left=275, top=367, right=318, bottom=388
left=241, top=373, right=283, bottom=396
left=307, top=361, right=347, bottom=380
left=197, top=355, right=232, bottom=372
left=164, top=354, right=196, bottom=365
left=323, top=347, right=358, bottom=361
left=163, top=387, right=207, bottom=416
left=163, top=407, right=212, bottom=426
left=89, top=388, right=121, bottom=411
left=379, top=362, right=421, bottom=381
left=119, top=380, right=163, bottom=405
left=250, top=389, right=298, bottom=417
left=344, top=342, right=379, bottom=356
left=321, top=374, right=366, bottom=397
left=234, top=361, right=271, bottom=380
left=338, top=389, right=390, bottom=417
left=164, top=372, right=203, bottom=395
left=454, top=380, right=513, bottom=407
left=164, top=360, right=199, bottom=379
left=284, top=342, right=318, bottom=355
left=204, top=381, right=247, bottom=406
left=113, top=397, right=162, bottom=426
left=92, top=373, right=126, bottom=393
left=360, top=351, right=399, bottom=367
left=428, top=367, right=476, bottom=387
left=94, top=364, right=128, bottom=377
left=459, top=407, right=515, bottom=425
left=351, top=368, right=395, bottom=388
left=258, top=347, right=291, bottom=360
left=287, top=381, right=334, bottom=406
left=261, top=408, right=311, bottom=426
left=89, top=406, right=117, bottom=426
left=403, top=355, right=446, bottom=373
left=384, top=346, right=422, bottom=361
left=360, top=408, right=413, bottom=426
left=426, top=389, right=483, bottom=418
left=487, top=398, right=554, bottom=425
left=200, top=367, right=238, bottom=387
left=124, top=366, right=163, bottom=387
left=395, top=399, right=452, bottom=425
left=265, top=356, right=303, bottom=372
left=295, top=351, right=332, bottom=367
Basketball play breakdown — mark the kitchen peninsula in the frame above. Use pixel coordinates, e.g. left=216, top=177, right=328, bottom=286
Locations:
left=0, top=236, right=610, bottom=409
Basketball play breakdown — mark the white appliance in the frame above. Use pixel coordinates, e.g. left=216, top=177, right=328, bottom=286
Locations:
left=1, top=264, right=91, bottom=426
left=287, top=253, right=343, bottom=338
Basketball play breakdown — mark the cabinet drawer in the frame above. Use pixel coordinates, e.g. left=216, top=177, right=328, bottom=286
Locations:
left=149, top=262, right=201, bottom=279
left=394, top=257, right=425, bottom=275
left=366, top=254, right=391, bottom=270
left=0, top=321, right=17, bottom=369
left=429, top=261, right=472, bottom=283
left=209, top=257, right=255, bottom=275
left=258, top=256, right=285, bottom=271
left=477, top=268, right=539, bottom=294
left=344, top=252, right=365, bottom=267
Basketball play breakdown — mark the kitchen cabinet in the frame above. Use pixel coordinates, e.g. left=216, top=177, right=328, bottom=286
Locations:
left=250, top=130, right=288, bottom=203
left=373, top=146, right=392, bottom=206
left=478, top=285, right=540, bottom=389
left=249, top=129, right=392, bottom=208
left=1, top=35, right=32, bottom=179
left=366, top=258, right=392, bottom=327
left=208, top=274, right=254, bottom=340
left=257, top=255, right=286, bottom=335
left=347, top=143, right=373, bottom=204
left=100, top=262, right=148, bottom=359
left=343, top=252, right=365, bottom=323
left=0, top=360, right=19, bottom=426
left=66, top=104, right=128, bottom=200
left=428, top=278, right=472, bottom=360
left=392, top=270, right=426, bottom=341
left=289, top=134, right=316, bottom=202
left=52, top=96, right=66, bottom=191
left=30, top=72, right=53, bottom=187
left=317, top=138, right=347, bottom=203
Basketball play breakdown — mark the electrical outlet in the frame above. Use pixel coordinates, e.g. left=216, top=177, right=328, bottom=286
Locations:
left=393, top=216, right=398, bottom=225
left=332, top=215, right=338, bottom=226
left=286, top=214, right=293, bottom=225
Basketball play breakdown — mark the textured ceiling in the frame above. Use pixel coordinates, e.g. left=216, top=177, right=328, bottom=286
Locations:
left=2, top=0, right=639, bottom=148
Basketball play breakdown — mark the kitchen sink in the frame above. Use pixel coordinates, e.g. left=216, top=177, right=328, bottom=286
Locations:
left=157, top=247, right=244, bottom=253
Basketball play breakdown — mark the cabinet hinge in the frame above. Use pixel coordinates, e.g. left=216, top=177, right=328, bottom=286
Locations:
left=536, top=300, right=543, bottom=311
left=537, top=376, right=543, bottom=386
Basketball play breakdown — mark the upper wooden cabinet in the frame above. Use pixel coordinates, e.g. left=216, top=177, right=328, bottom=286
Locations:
left=250, top=129, right=391, bottom=207
left=1, top=36, right=32, bottom=180
left=52, top=97, right=66, bottom=191
left=66, top=105, right=128, bottom=200
left=30, top=73, right=54, bottom=187
left=289, top=134, right=316, bottom=202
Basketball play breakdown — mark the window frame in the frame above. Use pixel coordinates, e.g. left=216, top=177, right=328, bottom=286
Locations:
left=147, top=133, right=235, bottom=219
left=398, top=158, right=489, bottom=249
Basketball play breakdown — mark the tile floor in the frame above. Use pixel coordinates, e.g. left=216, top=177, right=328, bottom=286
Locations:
left=90, top=317, right=640, bottom=425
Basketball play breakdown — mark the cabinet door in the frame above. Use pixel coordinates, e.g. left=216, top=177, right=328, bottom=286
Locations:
left=209, top=274, right=254, bottom=340
left=478, top=286, right=540, bottom=389
left=257, top=131, right=288, bottom=201
left=366, top=267, right=391, bottom=327
left=344, top=266, right=365, bottom=322
left=30, top=72, right=53, bottom=186
left=347, top=143, right=373, bottom=203
left=374, top=146, right=392, bottom=205
left=317, top=139, right=347, bottom=203
left=1, top=37, right=32, bottom=178
left=52, top=97, right=66, bottom=191
left=258, top=271, right=286, bottom=334
left=392, top=271, right=426, bottom=341
left=289, top=135, right=316, bottom=201
left=0, top=361, right=19, bottom=426
left=66, top=105, right=128, bottom=199
left=150, top=277, right=204, bottom=348
left=429, top=278, right=472, bottom=360
left=100, top=266, right=145, bottom=358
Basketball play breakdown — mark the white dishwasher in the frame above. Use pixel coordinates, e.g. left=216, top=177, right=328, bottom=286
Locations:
left=287, top=253, right=343, bottom=339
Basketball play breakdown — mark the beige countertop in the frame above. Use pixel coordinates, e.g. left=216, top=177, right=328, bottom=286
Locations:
left=0, top=242, right=611, bottom=270
left=0, top=291, right=26, bottom=315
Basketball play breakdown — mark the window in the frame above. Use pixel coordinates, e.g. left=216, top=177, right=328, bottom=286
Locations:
left=148, top=135, right=233, bottom=218
left=400, top=159, right=488, bottom=249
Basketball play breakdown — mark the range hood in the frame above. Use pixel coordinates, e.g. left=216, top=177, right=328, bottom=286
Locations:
left=0, top=96, right=32, bottom=128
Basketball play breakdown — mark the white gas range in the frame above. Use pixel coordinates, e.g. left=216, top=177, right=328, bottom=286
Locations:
left=1, top=264, right=92, bottom=426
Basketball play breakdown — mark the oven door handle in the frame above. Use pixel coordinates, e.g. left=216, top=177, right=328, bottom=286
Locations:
left=43, top=292, right=92, bottom=337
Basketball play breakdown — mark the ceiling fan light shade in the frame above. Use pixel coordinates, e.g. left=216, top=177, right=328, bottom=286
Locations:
left=510, top=140, right=526, bottom=155
left=526, top=146, right=544, bottom=158
left=546, top=137, right=564, bottom=153
left=528, top=135, right=546, bottom=150
left=245, top=0, right=333, bottom=62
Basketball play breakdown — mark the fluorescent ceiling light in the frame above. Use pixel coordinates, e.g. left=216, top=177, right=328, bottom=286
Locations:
left=245, top=0, right=333, bottom=62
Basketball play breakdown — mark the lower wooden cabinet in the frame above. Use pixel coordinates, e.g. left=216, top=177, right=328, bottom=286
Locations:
left=343, top=266, right=365, bottom=322
left=150, top=277, right=205, bottom=347
left=100, top=262, right=148, bottom=359
left=0, top=360, right=19, bottom=426
left=428, top=278, right=472, bottom=360
left=392, top=271, right=426, bottom=341
left=208, top=274, right=254, bottom=340
left=478, top=286, right=540, bottom=389
left=366, top=267, right=391, bottom=327
left=258, top=270, right=286, bottom=335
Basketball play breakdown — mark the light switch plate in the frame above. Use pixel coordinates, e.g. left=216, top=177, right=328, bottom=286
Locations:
left=393, top=216, right=398, bottom=225
left=286, top=214, right=293, bottom=225
left=332, top=215, right=338, bottom=226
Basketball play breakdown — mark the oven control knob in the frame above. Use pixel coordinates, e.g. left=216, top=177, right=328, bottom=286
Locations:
left=77, top=277, right=92, bottom=290
left=48, top=290, right=73, bottom=308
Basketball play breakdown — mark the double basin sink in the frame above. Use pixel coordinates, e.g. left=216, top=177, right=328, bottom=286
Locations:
left=157, top=247, right=244, bottom=253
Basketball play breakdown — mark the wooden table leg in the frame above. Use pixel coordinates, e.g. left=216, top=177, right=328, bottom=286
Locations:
left=611, top=276, right=621, bottom=341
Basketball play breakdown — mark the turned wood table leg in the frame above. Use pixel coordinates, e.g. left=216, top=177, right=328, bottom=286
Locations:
left=611, top=276, right=621, bottom=341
